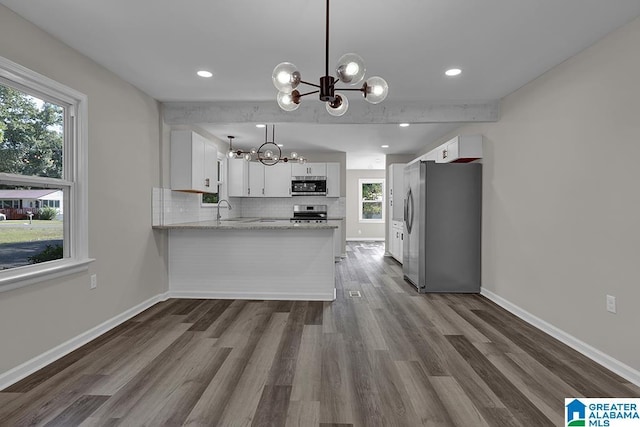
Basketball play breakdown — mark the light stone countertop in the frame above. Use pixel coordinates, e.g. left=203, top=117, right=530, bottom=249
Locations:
left=153, top=218, right=337, bottom=230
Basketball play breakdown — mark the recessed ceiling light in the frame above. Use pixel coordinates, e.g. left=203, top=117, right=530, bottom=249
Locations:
left=256, top=124, right=266, bottom=128
left=197, top=70, right=213, bottom=78
left=381, top=144, right=389, bottom=148
left=445, top=68, right=462, bottom=77
left=399, top=123, right=410, bottom=128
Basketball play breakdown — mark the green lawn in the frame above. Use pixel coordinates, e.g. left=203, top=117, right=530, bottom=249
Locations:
left=0, top=220, right=63, bottom=244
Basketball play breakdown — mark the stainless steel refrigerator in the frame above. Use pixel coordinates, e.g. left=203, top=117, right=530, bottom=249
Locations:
left=402, top=160, right=482, bottom=293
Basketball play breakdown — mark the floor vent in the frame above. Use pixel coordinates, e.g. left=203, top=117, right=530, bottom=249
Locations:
left=348, top=290, right=362, bottom=298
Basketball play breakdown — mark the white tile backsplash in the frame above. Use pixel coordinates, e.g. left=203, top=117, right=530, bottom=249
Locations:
left=152, top=188, right=345, bottom=225
left=152, top=188, right=219, bottom=225
left=239, top=196, right=345, bottom=219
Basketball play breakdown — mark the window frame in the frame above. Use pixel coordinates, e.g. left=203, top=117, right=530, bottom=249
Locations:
left=0, top=56, right=92, bottom=292
left=200, top=152, right=225, bottom=207
left=358, top=178, right=385, bottom=223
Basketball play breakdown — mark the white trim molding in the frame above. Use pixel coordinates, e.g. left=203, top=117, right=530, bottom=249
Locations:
left=0, top=292, right=170, bottom=390
left=481, top=288, right=640, bottom=387
left=169, top=290, right=335, bottom=301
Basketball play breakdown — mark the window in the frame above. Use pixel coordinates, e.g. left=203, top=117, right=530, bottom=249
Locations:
left=0, top=56, right=90, bottom=291
left=201, top=155, right=224, bottom=206
left=359, top=178, right=385, bottom=222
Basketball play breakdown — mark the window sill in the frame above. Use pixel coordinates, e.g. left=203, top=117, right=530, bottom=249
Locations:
left=0, top=258, right=95, bottom=293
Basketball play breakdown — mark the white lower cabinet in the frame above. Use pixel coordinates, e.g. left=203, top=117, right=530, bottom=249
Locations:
left=389, top=220, right=403, bottom=263
left=328, top=219, right=344, bottom=260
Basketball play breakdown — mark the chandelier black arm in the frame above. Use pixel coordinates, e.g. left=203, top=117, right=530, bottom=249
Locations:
left=335, top=87, right=366, bottom=92
left=297, top=89, right=320, bottom=98
left=299, top=80, right=321, bottom=89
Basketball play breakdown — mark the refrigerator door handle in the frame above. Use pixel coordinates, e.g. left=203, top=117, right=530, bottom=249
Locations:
left=406, top=188, right=414, bottom=234
left=403, top=198, right=407, bottom=223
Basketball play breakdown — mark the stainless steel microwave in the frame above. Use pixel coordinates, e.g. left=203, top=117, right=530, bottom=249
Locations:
left=291, top=176, right=327, bottom=196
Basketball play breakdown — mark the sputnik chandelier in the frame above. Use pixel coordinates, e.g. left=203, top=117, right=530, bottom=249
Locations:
left=226, top=125, right=307, bottom=166
left=272, top=0, right=389, bottom=117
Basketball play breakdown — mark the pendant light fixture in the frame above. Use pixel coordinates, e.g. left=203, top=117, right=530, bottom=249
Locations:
left=226, top=125, right=307, bottom=166
left=272, top=0, right=388, bottom=117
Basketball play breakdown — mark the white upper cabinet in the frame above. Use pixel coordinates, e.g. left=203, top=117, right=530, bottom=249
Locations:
left=292, top=162, right=326, bottom=177
left=264, top=162, right=292, bottom=197
left=326, top=162, right=340, bottom=197
left=435, top=135, right=483, bottom=163
left=171, top=130, right=218, bottom=193
left=227, top=158, right=249, bottom=197
left=228, top=160, right=292, bottom=197
left=248, top=162, right=265, bottom=197
left=388, top=163, right=405, bottom=221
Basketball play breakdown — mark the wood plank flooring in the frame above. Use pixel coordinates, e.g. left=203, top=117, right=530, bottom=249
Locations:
left=1, top=241, right=638, bottom=426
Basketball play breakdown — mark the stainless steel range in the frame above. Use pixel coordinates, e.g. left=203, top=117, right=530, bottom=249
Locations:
left=291, top=205, right=328, bottom=223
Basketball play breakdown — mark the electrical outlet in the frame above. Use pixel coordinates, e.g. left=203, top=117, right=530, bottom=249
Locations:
left=90, top=274, right=97, bottom=290
left=606, top=294, right=616, bottom=313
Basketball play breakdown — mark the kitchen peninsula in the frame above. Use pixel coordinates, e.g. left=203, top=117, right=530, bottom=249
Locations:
left=154, top=219, right=337, bottom=301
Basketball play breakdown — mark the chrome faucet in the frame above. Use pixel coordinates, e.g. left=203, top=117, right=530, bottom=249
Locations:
left=216, top=199, right=232, bottom=222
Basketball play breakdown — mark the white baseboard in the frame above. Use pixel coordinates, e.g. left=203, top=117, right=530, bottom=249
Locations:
left=481, top=288, right=640, bottom=387
left=168, top=289, right=336, bottom=301
left=0, top=292, right=170, bottom=391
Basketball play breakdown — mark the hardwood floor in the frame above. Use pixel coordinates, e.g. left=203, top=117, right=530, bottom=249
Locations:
left=1, top=241, right=638, bottom=426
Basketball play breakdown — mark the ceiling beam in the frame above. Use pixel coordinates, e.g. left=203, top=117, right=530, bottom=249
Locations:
left=162, top=100, right=500, bottom=125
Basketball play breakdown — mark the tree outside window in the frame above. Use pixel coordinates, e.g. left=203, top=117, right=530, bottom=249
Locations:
left=359, top=179, right=385, bottom=222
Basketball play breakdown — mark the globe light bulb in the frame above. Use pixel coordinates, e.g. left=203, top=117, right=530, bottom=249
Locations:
left=264, top=149, right=273, bottom=158
left=277, top=91, right=300, bottom=111
left=244, top=153, right=252, bottom=161
left=250, top=147, right=257, bottom=154
left=363, top=76, right=389, bottom=104
left=290, top=152, right=298, bottom=159
left=336, top=53, right=365, bottom=85
left=227, top=150, right=235, bottom=159
left=272, top=155, right=279, bottom=162
left=326, top=93, right=349, bottom=117
left=272, top=62, right=301, bottom=93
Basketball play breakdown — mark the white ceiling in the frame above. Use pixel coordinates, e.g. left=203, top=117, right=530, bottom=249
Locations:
left=3, top=0, right=640, bottom=157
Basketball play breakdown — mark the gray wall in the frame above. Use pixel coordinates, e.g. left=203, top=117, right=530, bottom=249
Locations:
left=346, top=169, right=386, bottom=240
left=424, top=16, right=640, bottom=371
left=0, top=6, right=168, bottom=374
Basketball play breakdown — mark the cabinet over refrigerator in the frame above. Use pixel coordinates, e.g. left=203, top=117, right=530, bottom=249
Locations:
left=402, top=161, right=482, bottom=293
